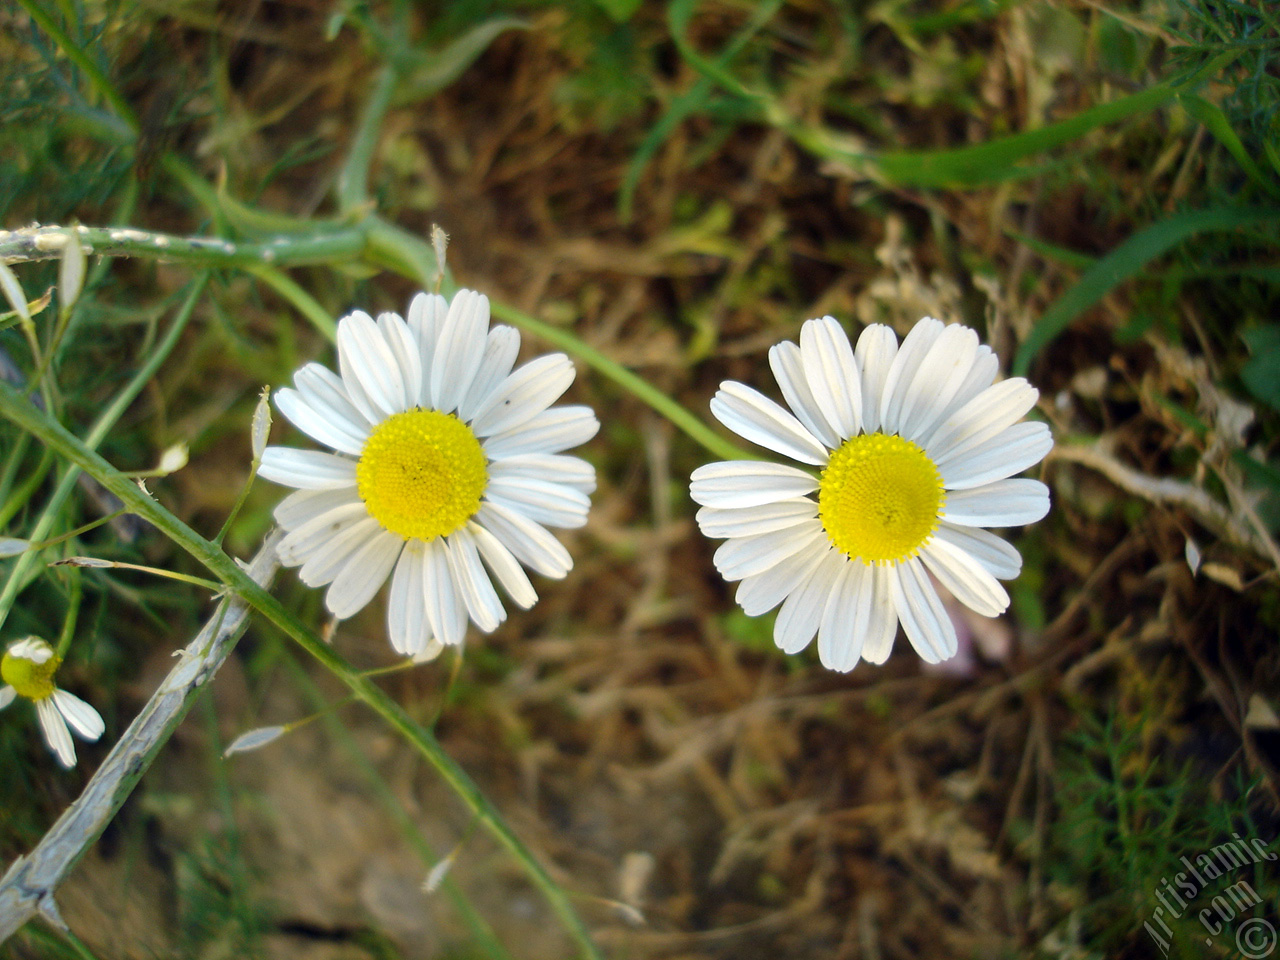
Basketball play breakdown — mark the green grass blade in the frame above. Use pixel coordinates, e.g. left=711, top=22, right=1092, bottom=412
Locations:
left=1178, top=93, right=1280, bottom=198
left=1013, top=206, right=1280, bottom=375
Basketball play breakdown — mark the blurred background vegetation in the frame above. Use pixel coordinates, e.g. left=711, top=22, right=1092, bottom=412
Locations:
left=1, top=0, right=1279, bottom=958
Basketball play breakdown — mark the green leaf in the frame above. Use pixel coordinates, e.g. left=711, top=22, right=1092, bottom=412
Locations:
left=619, top=0, right=782, bottom=219
left=1241, top=325, right=1280, bottom=412
left=1179, top=93, right=1280, bottom=198
left=1013, top=206, right=1280, bottom=375
left=393, top=17, right=529, bottom=106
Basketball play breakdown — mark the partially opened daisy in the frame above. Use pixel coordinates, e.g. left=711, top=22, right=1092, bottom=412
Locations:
left=0, top=637, right=105, bottom=768
left=690, top=316, right=1051, bottom=672
left=260, top=289, right=598, bottom=656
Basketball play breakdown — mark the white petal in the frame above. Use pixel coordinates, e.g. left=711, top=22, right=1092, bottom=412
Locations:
left=485, top=477, right=590, bottom=529
left=298, top=516, right=384, bottom=587
left=445, top=529, right=505, bottom=633
left=769, top=341, right=840, bottom=449
left=859, top=564, right=899, bottom=664
left=294, top=362, right=373, bottom=440
left=489, top=454, right=596, bottom=495
left=51, top=689, right=104, bottom=740
left=854, top=325, right=897, bottom=434
left=9, top=639, right=52, bottom=663
left=939, top=421, right=1053, bottom=490
left=276, top=502, right=370, bottom=567
left=471, top=521, right=538, bottom=609
left=689, top=460, right=818, bottom=509
left=921, top=537, right=1009, bottom=617
left=407, top=291, right=449, bottom=405
left=696, top=498, right=818, bottom=539
left=483, top=406, right=599, bottom=458
left=338, top=310, right=407, bottom=418
left=879, top=317, right=943, bottom=436
left=377, top=311, right=423, bottom=409
left=471, top=354, right=576, bottom=438
left=458, top=325, right=522, bottom=422
left=324, top=531, right=403, bottom=618
left=274, top=486, right=363, bottom=530
left=431, top=290, right=490, bottom=414
left=36, top=697, right=76, bottom=768
left=388, top=542, right=431, bottom=656
left=423, top=540, right=468, bottom=646
left=0, top=686, right=14, bottom=709
left=896, top=323, right=978, bottom=442
left=941, top=479, right=1050, bottom=527
left=475, top=502, right=572, bottom=578
left=275, top=385, right=367, bottom=457
left=934, top=522, right=1023, bottom=580
left=712, top=520, right=825, bottom=581
left=925, top=378, right=1039, bottom=465
left=891, top=558, right=957, bottom=664
left=259, top=448, right=357, bottom=490
left=710, top=382, right=829, bottom=465
left=735, top=540, right=831, bottom=617
left=774, top=550, right=842, bottom=654
left=799, top=316, right=862, bottom=440
left=940, top=345, right=999, bottom=425
left=817, top=561, right=865, bottom=672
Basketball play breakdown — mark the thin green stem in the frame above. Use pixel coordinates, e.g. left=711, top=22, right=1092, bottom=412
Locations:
left=281, top=655, right=515, bottom=960
left=0, top=225, right=368, bottom=271
left=337, top=65, right=399, bottom=215
left=55, top=565, right=81, bottom=658
left=487, top=300, right=756, bottom=463
left=53, top=560, right=223, bottom=594
left=0, top=445, right=54, bottom=531
left=240, top=263, right=337, bottom=341
left=0, top=276, right=208, bottom=635
left=0, top=381, right=602, bottom=960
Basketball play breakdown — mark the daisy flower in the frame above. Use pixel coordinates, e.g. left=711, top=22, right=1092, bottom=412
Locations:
left=0, top=637, right=105, bottom=768
left=690, top=316, right=1051, bottom=672
left=259, top=290, right=598, bottom=656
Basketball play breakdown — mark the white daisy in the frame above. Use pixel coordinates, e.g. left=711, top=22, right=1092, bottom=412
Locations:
left=690, top=316, right=1052, bottom=672
left=259, top=289, right=598, bottom=656
left=0, top=637, right=105, bottom=768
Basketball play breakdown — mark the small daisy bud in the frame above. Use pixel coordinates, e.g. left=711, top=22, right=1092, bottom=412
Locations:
left=156, top=442, right=189, bottom=476
left=1185, top=537, right=1201, bottom=575
left=423, top=851, right=457, bottom=894
left=0, top=538, right=31, bottom=558
left=0, top=261, right=30, bottom=323
left=0, top=636, right=104, bottom=768
left=58, top=229, right=86, bottom=313
left=251, top=386, right=272, bottom=461
left=224, top=725, right=287, bottom=756
left=431, top=224, right=449, bottom=277
left=1, top=637, right=59, bottom=700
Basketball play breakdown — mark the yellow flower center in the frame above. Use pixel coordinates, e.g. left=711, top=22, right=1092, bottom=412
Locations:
left=818, top=432, right=944, bottom=564
left=356, top=409, right=488, bottom=541
left=1, top=642, right=59, bottom=701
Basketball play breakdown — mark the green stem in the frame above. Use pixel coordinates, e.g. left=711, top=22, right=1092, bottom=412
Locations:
left=337, top=65, right=399, bottom=215
left=0, top=225, right=368, bottom=270
left=0, top=276, right=208, bottom=635
left=0, top=380, right=603, bottom=960
left=0, top=445, right=53, bottom=531
left=282, top=655, right=515, bottom=960
left=240, top=263, right=337, bottom=341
